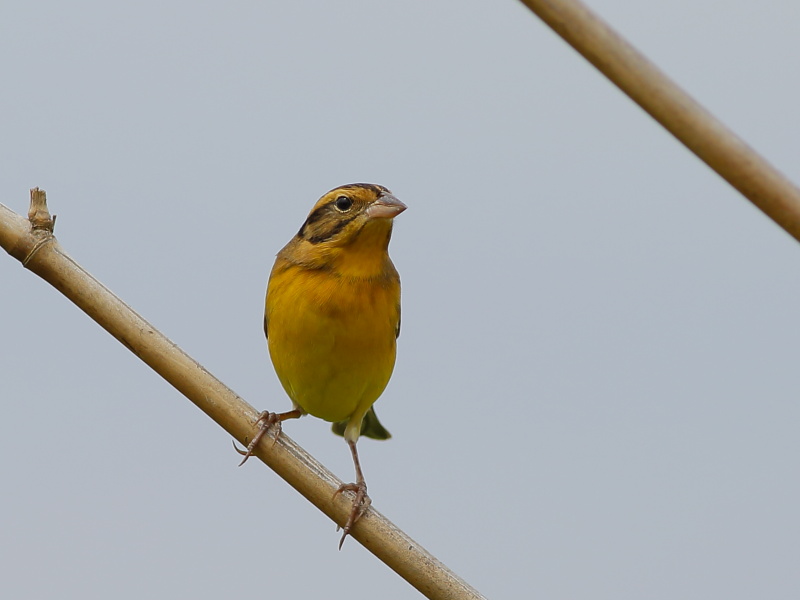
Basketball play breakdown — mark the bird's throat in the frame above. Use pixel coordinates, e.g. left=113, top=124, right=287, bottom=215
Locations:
left=330, top=219, right=394, bottom=279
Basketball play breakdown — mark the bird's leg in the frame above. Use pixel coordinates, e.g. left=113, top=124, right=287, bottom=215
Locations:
left=333, top=439, right=371, bottom=549
left=234, top=409, right=303, bottom=466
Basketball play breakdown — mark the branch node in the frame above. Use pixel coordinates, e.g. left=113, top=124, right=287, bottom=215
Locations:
left=22, top=187, right=57, bottom=267
left=28, top=187, right=55, bottom=232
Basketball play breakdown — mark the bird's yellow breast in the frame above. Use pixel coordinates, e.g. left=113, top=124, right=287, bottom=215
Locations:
left=266, top=261, right=400, bottom=424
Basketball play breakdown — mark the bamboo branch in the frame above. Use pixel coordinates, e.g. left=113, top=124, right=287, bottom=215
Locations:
left=0, top=190, right=485, bottom=600
left=518, top=0, right=800, bottom=243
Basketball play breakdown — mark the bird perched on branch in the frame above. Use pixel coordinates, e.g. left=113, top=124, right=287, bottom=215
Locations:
left=237, top=183, right=406, bottom=547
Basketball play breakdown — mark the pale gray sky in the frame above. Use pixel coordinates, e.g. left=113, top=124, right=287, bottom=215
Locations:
left=3, top=1, right=800, bottom=598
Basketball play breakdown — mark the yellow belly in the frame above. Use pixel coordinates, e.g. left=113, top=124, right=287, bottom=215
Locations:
left=266, top=264, right=399, bottom=425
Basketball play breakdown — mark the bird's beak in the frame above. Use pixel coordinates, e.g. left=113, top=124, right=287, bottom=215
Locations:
left=366, top=193, right=407, bottom=219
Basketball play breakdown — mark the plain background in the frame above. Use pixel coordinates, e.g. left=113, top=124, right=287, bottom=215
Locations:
left=2, top=1, right=800, bottom=598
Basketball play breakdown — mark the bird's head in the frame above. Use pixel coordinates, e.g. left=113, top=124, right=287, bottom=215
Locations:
left=290, top=183, right=406, bottom=277
left=297, top=183, right=406, bottom=248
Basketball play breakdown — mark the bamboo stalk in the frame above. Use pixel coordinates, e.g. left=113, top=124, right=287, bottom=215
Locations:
left=518, top=0, right=800, bottom=242
left=0, top=190, right=485, bottom=600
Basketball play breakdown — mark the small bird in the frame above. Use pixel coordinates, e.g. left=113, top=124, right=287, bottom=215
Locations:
left=237, top=183, right=406, bottom=547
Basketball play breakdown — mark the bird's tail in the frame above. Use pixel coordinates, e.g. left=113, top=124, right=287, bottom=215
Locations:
left=331, top=406, right=392, bottom=440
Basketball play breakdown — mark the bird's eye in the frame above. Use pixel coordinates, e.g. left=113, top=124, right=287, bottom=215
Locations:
left=334, top=195, right=353, bottom=212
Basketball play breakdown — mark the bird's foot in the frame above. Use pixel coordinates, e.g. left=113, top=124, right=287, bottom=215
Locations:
left=333, top=480, right=371, bottom=549
left=233, top=411, right=285, bottom=466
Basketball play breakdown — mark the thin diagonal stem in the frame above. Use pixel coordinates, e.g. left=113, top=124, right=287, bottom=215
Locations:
left=518, top=0, right=800, bottom=242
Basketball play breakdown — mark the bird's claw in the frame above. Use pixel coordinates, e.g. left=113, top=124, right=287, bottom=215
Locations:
left=334, top=481, right=370, bottom=549
left=235, top=411, right=283, bottom=466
